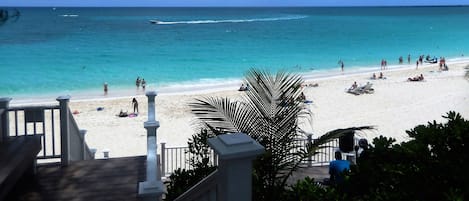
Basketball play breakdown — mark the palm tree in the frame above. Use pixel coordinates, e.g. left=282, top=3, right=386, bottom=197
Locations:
left=190, top=68, right=371, bottom=200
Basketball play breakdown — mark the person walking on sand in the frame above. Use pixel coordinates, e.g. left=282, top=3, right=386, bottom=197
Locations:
left=132, top=98, right=138, bottom=113
left=103, top=82, right=108, bottom=95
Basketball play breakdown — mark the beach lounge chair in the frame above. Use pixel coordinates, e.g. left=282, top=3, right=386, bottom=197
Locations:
left=360, top=82, right=374, bottom=94
left=347, top=87, right=363, bottom=95
left=347, top=82, right=374, bottom=95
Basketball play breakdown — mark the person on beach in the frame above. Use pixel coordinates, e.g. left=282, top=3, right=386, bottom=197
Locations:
left=339, top=60, right=344, bottom=72
left=142, top=79, right=146, bottom=90
left=371, top=73, right=376, bottom=80
left=408, top=54, right=411, bottom=64
left=379, top=72, right=384, bottom=79
left=132, top=98, right=138, bottom=113
left=136, top=77, right=141, bottom=89
left=408, top=74, right=424, bottom=81
left=416, top=60, right=419, bottom=69
left=103, top=82, right=108, bottom=95
left=238, top=84, right=250, bottom=91
left=298, top=92, right=306, bottom=101
left=350, top=81, right=358, bottom=90
left=118, top=110, right=128, bottom=117
left=399, top=56, right=403, bottom=64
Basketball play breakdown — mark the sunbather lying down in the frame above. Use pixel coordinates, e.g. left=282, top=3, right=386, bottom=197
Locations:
left=347, top=82, right=374, bottom=95
left=408, top=74, right=424, bottom=81
left=117, top=110, right=128, bottom=117
left=370, top=72, right=386, bottom=80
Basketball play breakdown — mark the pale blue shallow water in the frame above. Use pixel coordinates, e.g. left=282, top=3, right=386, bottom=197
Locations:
left=1, top=7, right=469, bottom=100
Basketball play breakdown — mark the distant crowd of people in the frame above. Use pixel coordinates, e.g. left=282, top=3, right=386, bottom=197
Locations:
left=338, top=53, right=449, bottom=72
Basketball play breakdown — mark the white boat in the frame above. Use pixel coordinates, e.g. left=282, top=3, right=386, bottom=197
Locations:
left=149, top=20, right=161, bottom=24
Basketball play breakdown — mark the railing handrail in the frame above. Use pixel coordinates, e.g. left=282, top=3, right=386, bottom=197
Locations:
left=161, top=137, right=340, bottom=176
left=174, top=170, right=219, bottom=201
left=8, top=105, right=60, bottom=111
left=67, top=108, right=94, bottom=160
left=5, top=105, right=61, bottom=159
left=4, top=97, right=94, bottom=164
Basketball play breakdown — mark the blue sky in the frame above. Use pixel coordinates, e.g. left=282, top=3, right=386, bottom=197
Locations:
left=1, top=0, right=469, bottom=7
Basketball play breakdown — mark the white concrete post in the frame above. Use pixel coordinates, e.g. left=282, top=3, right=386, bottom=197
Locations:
left=138, top=91, right=164, bottom=201
left=57, top=95, right=71, bottom=166
left=208, top=133, right=265, bottom=201
left=0, top=97, right=12, bottom=142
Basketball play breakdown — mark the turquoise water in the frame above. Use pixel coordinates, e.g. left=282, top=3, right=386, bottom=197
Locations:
left=1, top=7, right=469, bottom=100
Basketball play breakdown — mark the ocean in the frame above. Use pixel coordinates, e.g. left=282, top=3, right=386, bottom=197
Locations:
left=1, top=7, right=469, bottom=101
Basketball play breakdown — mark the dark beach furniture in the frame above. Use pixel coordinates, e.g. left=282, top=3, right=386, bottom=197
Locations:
left=0, top=135, right=41, bottom=200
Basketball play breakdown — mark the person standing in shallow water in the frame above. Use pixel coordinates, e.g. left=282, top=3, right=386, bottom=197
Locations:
left=132, top=98, right=138, bottom=113
left=141, top=79, right=146, bottom=91
left=338, top=59, right=344, bottom=72
left=136, top=77, right=141, bottom=89
left=103, top=82, right=108, bottom=95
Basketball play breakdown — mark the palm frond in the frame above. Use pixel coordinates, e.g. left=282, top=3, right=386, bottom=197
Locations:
left=278, top=126, right=374, bottom=187
left=190, top=68, right=373, bottom=199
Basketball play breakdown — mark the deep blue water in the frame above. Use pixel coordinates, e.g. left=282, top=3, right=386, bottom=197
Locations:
left=1, top=7, right=469, bottom=100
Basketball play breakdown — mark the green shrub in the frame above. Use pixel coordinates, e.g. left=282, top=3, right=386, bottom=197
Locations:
left=164, top=129, right=216, bottom=201
left=342, top=111, right=469, bottom=200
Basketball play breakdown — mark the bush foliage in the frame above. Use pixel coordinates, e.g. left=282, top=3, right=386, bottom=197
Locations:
left=289, top=111, right=469, bottom=200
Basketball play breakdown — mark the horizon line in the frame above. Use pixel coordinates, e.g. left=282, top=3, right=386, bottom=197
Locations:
left=1, top=5, right=469, bottom=8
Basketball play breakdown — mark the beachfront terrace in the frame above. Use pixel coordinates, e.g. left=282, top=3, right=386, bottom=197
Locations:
left=5, top=156, right=147, bottom=201
left=1, top=92, right=341, bottom=201
left=1, top=94, right=164, bottom=201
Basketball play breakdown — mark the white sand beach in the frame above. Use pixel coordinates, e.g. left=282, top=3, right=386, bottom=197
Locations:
left=15, top=61, right=468, bottom=159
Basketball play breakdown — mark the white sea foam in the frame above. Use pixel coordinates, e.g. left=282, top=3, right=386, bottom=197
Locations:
left=60, top=14, right=79, bottom=17
left=153, top=15, right=307, bottom=25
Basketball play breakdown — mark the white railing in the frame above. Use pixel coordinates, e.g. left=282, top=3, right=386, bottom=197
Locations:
left=174, top=133, right=264, bottom=201
left=160, top=137, right=341, bottom=177
left=174, top=170, right=219, bottom=201
left=0, top=96, right=94, bottom=166
left=68, top=108, right=94, bottom=160
left=160, top=143, right=218, bottom=177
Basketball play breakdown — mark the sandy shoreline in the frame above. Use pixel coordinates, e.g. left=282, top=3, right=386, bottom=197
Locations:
left=8, top=60, right=469, bottom=158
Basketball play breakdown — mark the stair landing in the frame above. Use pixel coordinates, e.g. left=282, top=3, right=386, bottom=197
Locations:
left=5, top=156, right=147, bottom=201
